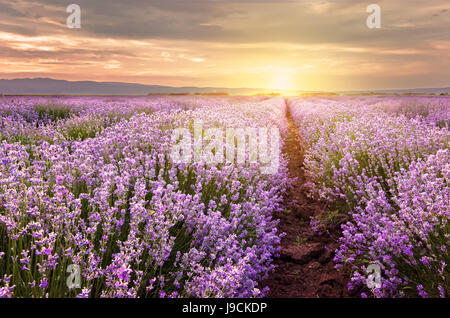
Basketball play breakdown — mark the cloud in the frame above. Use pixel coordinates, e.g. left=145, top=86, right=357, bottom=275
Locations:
left=0, top=0, right=447, bottom=44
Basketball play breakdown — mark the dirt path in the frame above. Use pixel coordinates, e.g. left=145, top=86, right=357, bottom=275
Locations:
left=262, top=99, right=351, bottom=298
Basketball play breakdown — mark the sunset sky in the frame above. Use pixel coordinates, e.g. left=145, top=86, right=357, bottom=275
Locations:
left=0, top=0, right=449, bottom=91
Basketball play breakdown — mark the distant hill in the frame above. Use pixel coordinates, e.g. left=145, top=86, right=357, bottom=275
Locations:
left=0, top=78, right=293, bottom=96
left=0, top=78, right=448, bottom=96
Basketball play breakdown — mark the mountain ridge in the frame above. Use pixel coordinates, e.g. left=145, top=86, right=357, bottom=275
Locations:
left=0, top=78, right=449, bottom=95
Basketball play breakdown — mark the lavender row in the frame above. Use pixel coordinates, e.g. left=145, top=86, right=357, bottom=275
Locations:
left=288, top=96, right=449, bottom=298
left=0, top=96, right=290, bottom=298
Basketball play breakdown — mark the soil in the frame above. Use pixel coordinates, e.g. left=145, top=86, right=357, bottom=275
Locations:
left=262, top=100, right=352, bottom=298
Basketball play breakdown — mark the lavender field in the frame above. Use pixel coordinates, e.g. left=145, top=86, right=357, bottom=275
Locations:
left=0, top=95, right=448, bottom=298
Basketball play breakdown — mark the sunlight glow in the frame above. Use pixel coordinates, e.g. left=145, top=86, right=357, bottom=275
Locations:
left=270, top=71, right=293, bottom=91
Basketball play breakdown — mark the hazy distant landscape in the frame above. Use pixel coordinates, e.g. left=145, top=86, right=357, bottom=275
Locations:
left=1, top=78, right=449, bottom=96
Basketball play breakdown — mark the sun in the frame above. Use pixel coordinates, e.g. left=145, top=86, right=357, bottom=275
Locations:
left=270, top=70, right=293, bottom=91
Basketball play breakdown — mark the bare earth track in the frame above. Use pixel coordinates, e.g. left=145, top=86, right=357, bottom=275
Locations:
left=262, top=100, right=352, bottom=298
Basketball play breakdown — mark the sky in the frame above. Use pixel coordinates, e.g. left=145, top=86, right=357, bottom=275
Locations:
left=0, top=0, right=449, bottom=91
